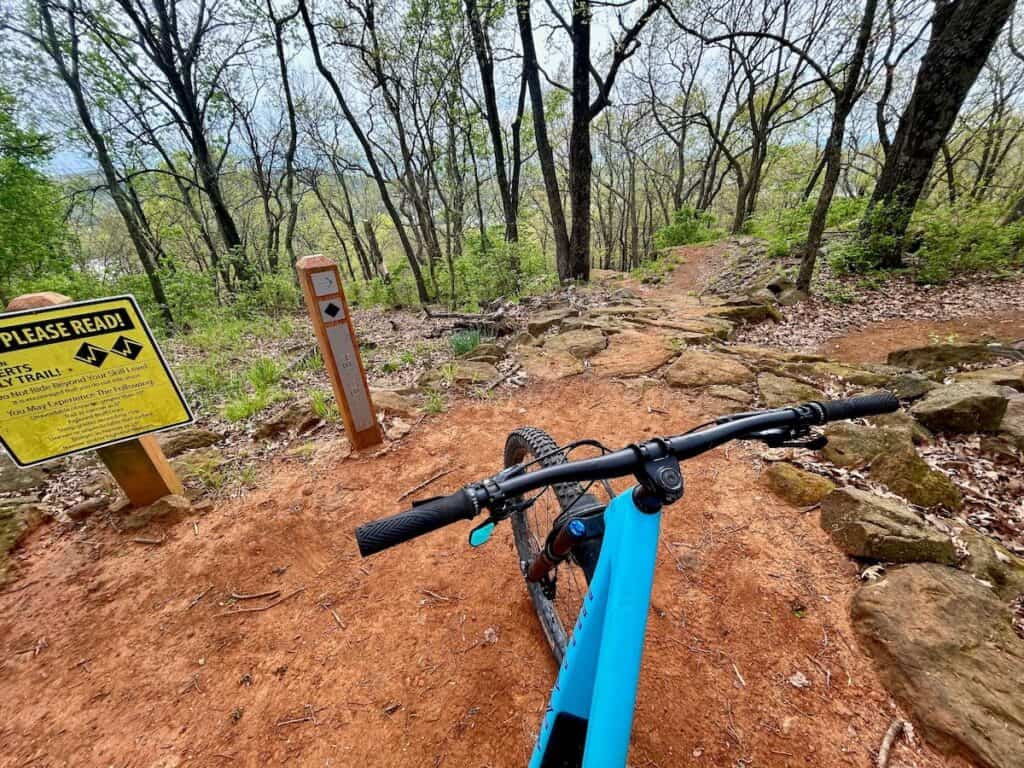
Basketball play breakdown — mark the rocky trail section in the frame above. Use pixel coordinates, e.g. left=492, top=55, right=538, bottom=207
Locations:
left=2, top=240, right=1024, bottom=766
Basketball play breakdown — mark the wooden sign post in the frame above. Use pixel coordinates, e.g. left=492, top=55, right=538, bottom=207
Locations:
left=297, top=255, right=383, bottom=450
left=1, top=292, right=185, bottom=506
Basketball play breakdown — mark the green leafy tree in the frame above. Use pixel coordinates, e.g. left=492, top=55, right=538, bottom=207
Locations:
left=0, top=87, right=68, bottom=304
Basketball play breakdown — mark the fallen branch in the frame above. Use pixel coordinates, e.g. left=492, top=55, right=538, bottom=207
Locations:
left=486, top=363, right=522, bottom=392
left=876, top=719, right=907, bottom=768
left=397, top=468, right=455, bottom=502
left=132, top=535, right=165, bottom=546
left=187, top=585, right=213, bottom=610
left=230, top=589, right=281, bottom=601
left=217, top=587, right=305, bottom=618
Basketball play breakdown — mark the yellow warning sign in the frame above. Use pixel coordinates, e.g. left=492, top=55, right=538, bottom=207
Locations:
left=0, top=296, right=192, bottom=467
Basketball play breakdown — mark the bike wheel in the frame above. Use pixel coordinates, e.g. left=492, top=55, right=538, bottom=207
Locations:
left=505, top=427, right=608, bottom=663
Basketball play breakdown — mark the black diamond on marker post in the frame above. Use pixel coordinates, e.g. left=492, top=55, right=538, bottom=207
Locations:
left=324, top=302, right=341, bottom=318
left=74, top=342, right=108, bottom=368
left=110, top=336, right=144, bottom=360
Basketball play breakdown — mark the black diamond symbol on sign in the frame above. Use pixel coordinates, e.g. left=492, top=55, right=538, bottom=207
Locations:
left=74, top=342, right=108, bottom=368
left=324, top=302, right=341, bottom=318
left=110, top=336, right=144, bottom=360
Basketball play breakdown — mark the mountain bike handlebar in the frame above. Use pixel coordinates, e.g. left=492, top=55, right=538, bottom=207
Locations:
left=355, top=392, right=898, bottom=556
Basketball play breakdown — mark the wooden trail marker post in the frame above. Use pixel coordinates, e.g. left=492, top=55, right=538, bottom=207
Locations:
left=1, top=292, right=186, bottom=506
left=297, top=255, right=383, bottom=450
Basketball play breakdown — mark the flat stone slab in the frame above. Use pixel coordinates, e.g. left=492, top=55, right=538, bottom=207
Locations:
left=589, top=331, right=677, bottom=377
left=664, top=349, right=754, bottom=389
left=852, top=564, right=1024, bottom=768
left=910, top=382, right=1009, bottom=433
left=819, top=487, right=957, bottom=564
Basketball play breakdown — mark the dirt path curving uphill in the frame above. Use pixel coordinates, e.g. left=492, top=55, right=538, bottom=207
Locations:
left=0, top=244, right=973, bottom=768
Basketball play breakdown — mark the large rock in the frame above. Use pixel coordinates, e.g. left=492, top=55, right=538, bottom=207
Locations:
left=820, top=423, right=912, bottom=468
left=589, top=331, right=677, bottom=377
left=886, top=373, right=940, bottom=401
left=370, top=388, right=420, bottom=417
left=761, top=463, right=835, bottom=506
left=910, top=382, right=1009, bottom=433
left=756, top=373, right=824, bottom=408
left=460, top=342, right=505, bottom=364
left=517, top=347, right=583, bottom=381
left=709, top=304, right=774, bottom=324
left=664, top=349, right=754, bottom=389
left=706, top=385, right=755, bottom=411
left=852, top=564, right=1024, bottom=768
left=668, top=317, right=734, bottom=340
left=419, top=360, right=499, bottom=388
left=543, top=328, right=608, bottom=359
left=158, top=427, right=222, bottom=458
left=955, top=363, right=1024, bottom=392
left=887, top=342, right=995, bottom=371
left=999, top=396, right=1024, bottom=449
left=527, top=308, right=577, bottom=336
left=0, top=454, right=49, bottom=493
left=819, top=488, right=957, bottom=564
left=869, top=444, right=963, bottom=510
left=254, top=401, right=320, bottom=440
left=953, top=522, right=1024, bottom=599
left=718, top=344, right=825, bottom=367
left=782, top=361, right=891, bottom=387
left=868, top=410, right=933, bottom=445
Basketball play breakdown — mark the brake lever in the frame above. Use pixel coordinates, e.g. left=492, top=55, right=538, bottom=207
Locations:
left=746, top=427, right=828, bottom=450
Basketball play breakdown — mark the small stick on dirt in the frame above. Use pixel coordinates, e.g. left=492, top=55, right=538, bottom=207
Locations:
left=0, top=581, right=36, bottom=598
left=876, top=719, right=907, bottom=768
left=398, top=468, right=455, bottom=502
left=276, top=704, right=321, bottom=727
left=486, top=363, right=521, bottom=392
left=806, top=654, right=831, bottom=689
left=230, top=590, right=281, bottom=601
left=217, top=587, right=305, bottom=617
left=72, top=657, right=93, bottom=670
left=329, top=609, right=345, bottom=629
left=132, top=535, right=165, bottom=546
left=421, top=589, right=454, bottom=603
left=187, top=586, right=213, bottom=610
left=647, top=406, right=670, bottom=416
left=178, top=674, right=202, bottom=696
left=193, top=521, right=199, bottom=536
left=731, top=662, right=746, bottom=688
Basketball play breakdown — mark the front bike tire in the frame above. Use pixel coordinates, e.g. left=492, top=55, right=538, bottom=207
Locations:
left=505, top=427, right=606, bottom=663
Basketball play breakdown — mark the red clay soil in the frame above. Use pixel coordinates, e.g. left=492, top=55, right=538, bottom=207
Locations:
left=818, top=313, right=1024, bottom=365
left=0, top=379, right=963, bottom=768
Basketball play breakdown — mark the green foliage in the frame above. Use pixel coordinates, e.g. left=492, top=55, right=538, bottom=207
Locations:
left=449, top=329, right=481, bottom=356
left=424, top=389, right=446, bottom=414
left=750, top=196, right=867, bottom=258
left=653, top=207, right=719, bottom=250
left=244, top=357, right=283, bottom=391
left=449, top=230, right=555, bottom=310
left=310, top=389, right=339, bottom=422
left=831, top=202, right=1024, bottom=283
left=912, top=204, right=1024, bottom=283
left=233, top=271, right=301, bottom=316
left=0, top=88, right=69, bottom=302
left=223, top=386, right=287, bottom=422
left=631, top=251, right=679, bottom=283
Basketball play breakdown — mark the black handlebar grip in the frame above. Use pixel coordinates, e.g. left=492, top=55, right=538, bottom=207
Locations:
left=817, top=391, right=900, bottom=423
left=355, top=489, right=477, bottom=557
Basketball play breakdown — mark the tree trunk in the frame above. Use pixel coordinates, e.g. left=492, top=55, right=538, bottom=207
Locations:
left=860, top=0, right=1014, bottom=268
left=797, top=0, right=880, bottom=292
left=464, top=0, right=519, bottom=243
left=566, top=1, right=593, bottom=282
left=516, top=0, right=571, bottom=276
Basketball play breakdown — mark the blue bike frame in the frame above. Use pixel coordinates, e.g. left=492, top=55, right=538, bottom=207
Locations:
left=529, top=486, right=662, bottom=768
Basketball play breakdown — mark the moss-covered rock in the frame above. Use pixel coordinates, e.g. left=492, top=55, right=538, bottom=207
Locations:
left=761, top=463, right=835, bottom=506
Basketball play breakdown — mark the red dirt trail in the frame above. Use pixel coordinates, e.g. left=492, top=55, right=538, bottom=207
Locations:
left=0, top=246, right=971, bottom=768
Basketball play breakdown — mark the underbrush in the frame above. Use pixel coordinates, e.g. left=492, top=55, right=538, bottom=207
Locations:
left=653, top=207, right=720, bottom=250
left=829, top=203, right=1024, bottom=284
left=749, top=196, right=867, bottom=258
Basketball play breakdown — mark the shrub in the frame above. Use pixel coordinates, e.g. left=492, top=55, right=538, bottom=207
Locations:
left=751, top=196, right=867, bottom=258
left=449, top=329, right=481, bottom=356
left=653, top=207, right=718, bottom=250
